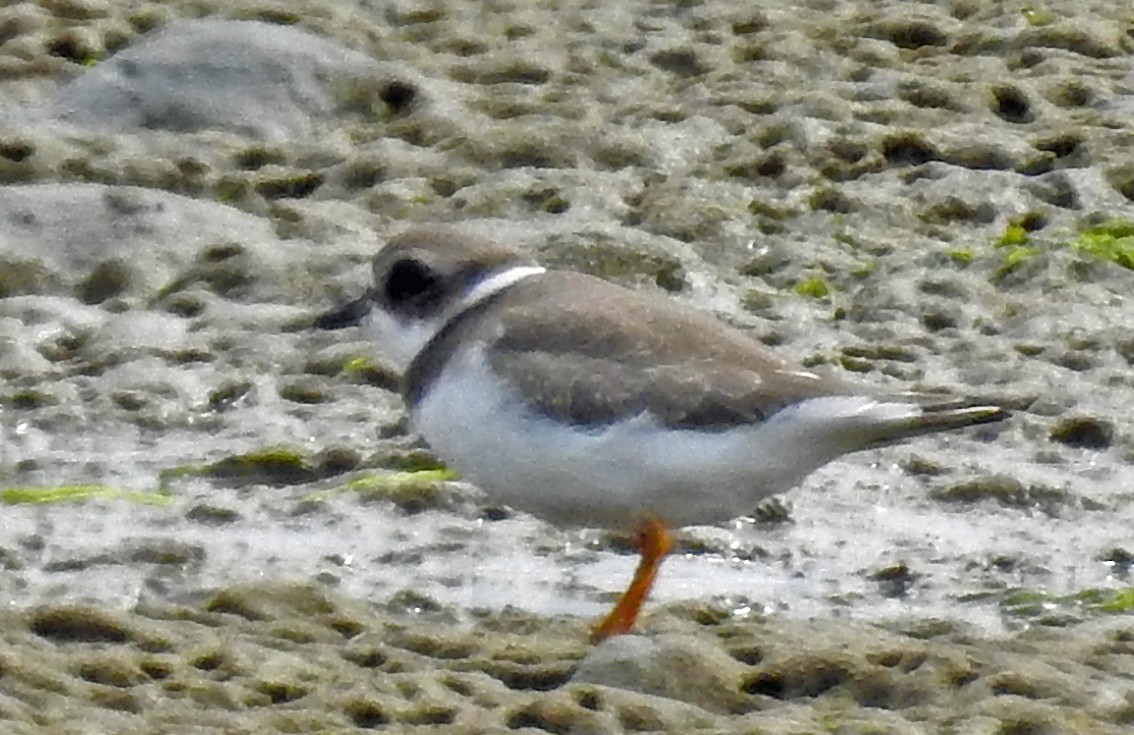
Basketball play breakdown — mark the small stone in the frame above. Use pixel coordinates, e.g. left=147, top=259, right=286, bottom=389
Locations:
left=125, top=539, right=205, bottom=566
left=185, top=504, right=241, bottom=525
left=574, top=633, right=748, bottom=715
left=1049, top=416, right=1114, bottom=449
left=901, top=455, right=947, bottom=476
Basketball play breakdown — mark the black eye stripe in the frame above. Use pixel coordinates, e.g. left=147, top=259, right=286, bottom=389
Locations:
left=384, top=258, right=438, bottom=304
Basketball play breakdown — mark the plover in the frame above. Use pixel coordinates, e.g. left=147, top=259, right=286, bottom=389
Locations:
left=318, top=226, right=1008, bottom=642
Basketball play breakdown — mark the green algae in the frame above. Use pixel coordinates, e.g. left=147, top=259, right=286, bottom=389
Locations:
left=206, top=446, right=314, bottom=485
left=794, top=276, right=831, bottom=299
left=327, top=469, right=457, bottom=498
left=994, top=244, right=1042, bottom=280
left=160, top=446, right=444, bottom=494
left=305, top=470, right=460, bottom=514
left=0, top=485, right=172, bottom=506
left=342, top=355, right=400, bottom=390
left=946, top=248, right=973, bottom=266
left=1098, top=588, right=1134, bottom=613
left=1067, top=219, right=1134, bottom=270
left=1021, top=7, right=1056, bottom=26
left=369, top=448, right=450, bottom=473
left=161, top=446, right=316, bottom=488
left=344, top=356, right=377, bottom=374
left=1000, top=586, right=1134, bottom=622
left=992, top=218, right=1134, bottom=283
left=993, top=220, right=1041, bottom=279
left=996, top=223, right=1030, bottom=248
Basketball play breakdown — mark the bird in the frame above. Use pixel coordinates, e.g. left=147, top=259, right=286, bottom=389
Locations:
left=316, top=226, right=1009, bottom=642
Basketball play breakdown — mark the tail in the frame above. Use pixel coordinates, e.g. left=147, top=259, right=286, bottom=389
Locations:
left=770, top=394, right=1010, bottom=452
left=752, top=395, right=1009, bottom=487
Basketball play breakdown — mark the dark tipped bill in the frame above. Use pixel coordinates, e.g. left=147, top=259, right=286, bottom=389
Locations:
left=315, top=291, right=374, bottom=330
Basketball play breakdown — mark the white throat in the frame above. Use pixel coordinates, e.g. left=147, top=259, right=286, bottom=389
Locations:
left=365, top=264, right=545, bottom=372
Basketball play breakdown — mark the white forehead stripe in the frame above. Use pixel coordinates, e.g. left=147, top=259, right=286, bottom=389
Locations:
left=453, top=265, right=545, bottom=316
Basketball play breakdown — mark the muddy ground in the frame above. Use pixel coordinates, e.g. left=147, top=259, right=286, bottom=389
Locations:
left=1, top=1, right=1133, bottom=732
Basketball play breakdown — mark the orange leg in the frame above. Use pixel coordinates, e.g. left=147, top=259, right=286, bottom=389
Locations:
left=590, top=517, right=674, bottom=643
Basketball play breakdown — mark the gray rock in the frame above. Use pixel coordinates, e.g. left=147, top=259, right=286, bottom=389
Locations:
left=573, top=633, right=749, bottom=714
left=47, top=19, right=408, bottom=141
left=0, top=183, right=277, bottom=301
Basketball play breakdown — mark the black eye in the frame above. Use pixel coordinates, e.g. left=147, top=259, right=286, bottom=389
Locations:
left=384, top=258, right=438, bottom=305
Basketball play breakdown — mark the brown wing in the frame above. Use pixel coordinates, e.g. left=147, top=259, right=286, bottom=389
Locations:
left=477, top=272, right=855, bottom=430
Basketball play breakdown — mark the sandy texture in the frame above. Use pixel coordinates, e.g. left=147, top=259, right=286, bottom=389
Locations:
left=4, top=585, right=1133, bottom=734
left=1, top=0, right=1134, bottom=732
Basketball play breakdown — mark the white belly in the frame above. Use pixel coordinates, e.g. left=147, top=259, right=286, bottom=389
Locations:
left=411, top=348, right=878, bottom=529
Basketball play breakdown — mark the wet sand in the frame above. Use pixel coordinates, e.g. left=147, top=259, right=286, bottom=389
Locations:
left=1, top=1, right=1133, bottom=731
